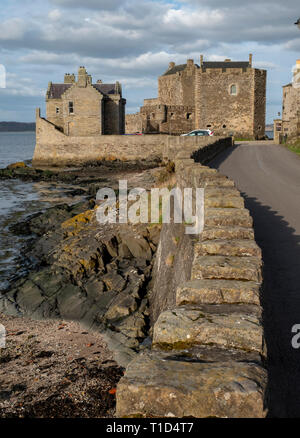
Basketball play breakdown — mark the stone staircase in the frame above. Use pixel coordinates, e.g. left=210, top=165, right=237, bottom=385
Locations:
left=116, top=157, right=267, bottom=418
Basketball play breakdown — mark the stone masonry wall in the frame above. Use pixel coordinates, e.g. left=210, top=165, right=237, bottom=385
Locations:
left=61, top=84, right=104, bottom=136
left=116, top=142, right=266, bottom=418
left=195, top=68, right=255, bottom=138
left=33, top=111, right=232, bottom=167
left=253, top=69, right=267, bottom=138
left=158, top=62, right=197, bottom=107
left=282, top=84, right=300, bottom=140
left=125, top=113, right=142, bottom=134
left=46, top=98, right=65, bottom=131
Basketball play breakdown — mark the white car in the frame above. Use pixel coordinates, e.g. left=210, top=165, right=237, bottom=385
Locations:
left=181, top=129, right=214, bottom=137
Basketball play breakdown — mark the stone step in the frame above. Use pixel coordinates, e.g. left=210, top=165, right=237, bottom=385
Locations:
left=191, top=255, right=262, bottom=282
left=152, top=305, right=262, bottom=353
left=205, top=187, right=241, bottom=198
left=195, top=240, right=261, bottom=257
left=202, top=226, right=254, bottom=240
left=176, top=279, right=260, bottom=306
left=116, top=350, right=266, bottom=418
left=202, top=177, right=235, bottom=188
left=191, top=173, right=235, bottom=188
left=205, top=196, right=244, bottom=209
left=205, top=208, right=252, bottom=227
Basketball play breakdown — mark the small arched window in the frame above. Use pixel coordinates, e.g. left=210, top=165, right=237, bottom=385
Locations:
left=230, top=84, right=237, bottom=95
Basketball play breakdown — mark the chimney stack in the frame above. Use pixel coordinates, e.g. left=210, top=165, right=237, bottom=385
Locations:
left=77, top=66, right=88, bottom=87
left=249, top=53, right=253, bottom=67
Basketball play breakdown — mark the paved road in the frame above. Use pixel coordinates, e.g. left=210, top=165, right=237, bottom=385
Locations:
left=210, top=141, right=300, bottom=417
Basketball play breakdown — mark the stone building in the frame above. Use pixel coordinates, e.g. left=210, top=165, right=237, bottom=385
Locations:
left=126, top=55, right=267, bottom=139
left=275, top=60, right=300, bottom=142
left=45, top=66, right=126, bottom=136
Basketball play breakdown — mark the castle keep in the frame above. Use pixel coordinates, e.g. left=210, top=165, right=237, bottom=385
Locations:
left=45, top=66, right=126, bottom=136
left=126, top=55, right=267, bottom=139
left=275, top=60, right=300, bottom=142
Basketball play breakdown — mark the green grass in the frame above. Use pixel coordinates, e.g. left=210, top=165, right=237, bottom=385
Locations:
left=234, top=138, right=254, bottom=142
left=286, top=140, right=300, bottom=156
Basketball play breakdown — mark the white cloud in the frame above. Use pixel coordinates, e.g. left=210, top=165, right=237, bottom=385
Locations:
left=48, top=9, right=62, bottom=20
left=1, top=0, right=300, bottom=123
left=0, top=73, right=44, bottom=97
left=254, top=61, right=279, bottom=70
left=0, top=18, right=26, bottom=40
left=49, top=0, right=121, bottom=10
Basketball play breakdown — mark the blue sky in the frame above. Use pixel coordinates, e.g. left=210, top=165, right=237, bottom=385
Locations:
left=0, top=0, right=300, bottom=123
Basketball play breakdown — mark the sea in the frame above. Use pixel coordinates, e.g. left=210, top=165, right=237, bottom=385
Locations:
left=265, top=130, right=274, bottom=140
left=0, top=132, right=84, bottom=291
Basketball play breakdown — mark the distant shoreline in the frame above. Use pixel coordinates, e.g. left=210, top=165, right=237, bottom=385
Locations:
left=0, top=122, right=35, bottom=132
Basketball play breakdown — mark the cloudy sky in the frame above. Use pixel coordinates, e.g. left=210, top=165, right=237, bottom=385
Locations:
left=0, top=0, right=300, bottom=123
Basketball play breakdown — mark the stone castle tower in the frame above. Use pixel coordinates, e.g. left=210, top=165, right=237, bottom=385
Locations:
left=279, top=59, right=300, bottom=141
left=45, top=67, right=126, bottom=136
left=126, top=54, right=267, bottom=139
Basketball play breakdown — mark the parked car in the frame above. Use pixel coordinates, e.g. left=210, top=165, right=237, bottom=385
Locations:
left=181, top=129, right=214, bottom=137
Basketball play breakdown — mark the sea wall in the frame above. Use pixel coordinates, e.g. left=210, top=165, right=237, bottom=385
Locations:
left=33, top=111, right=233, bottom=167
left=116, top=144, right=266, bottom=418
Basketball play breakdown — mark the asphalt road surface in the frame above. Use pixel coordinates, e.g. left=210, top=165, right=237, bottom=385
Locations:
left=210, top=141, right=300, bottom=418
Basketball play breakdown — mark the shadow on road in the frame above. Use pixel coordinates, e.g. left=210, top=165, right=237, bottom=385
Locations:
left=241, top=192, right=300, bottom=417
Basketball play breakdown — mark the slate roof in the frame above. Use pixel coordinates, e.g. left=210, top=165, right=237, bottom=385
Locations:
left=47, top=83, right=116, bottom=99
left=93, top=84, right=116, bottom=95
left=163, top=64, right=191, bottom=76
left=162, top=61, right=250, bottom=76
left=48, top=84, right=72, bottom=99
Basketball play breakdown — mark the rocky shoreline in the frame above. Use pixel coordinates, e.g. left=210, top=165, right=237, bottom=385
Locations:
left=0, top=160, right=167, bottom=417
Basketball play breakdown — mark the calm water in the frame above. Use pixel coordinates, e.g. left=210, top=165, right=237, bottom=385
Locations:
left=0, top=132, right=84, bottom=291
left=0, top=131, right=36, bottom=168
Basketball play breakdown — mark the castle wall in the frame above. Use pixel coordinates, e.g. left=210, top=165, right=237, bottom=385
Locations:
left=195, top=68, right=255, bottom=138
left=140, top=104, right=166, bottom=133
left=125, top=113, right=142, bottom=134
left=130, top=59, right=266, bottom=138
left=160, top=105, right=195, bottom=134
left=253, top=69, right=267, bottom=138
left=61, top=84, right=103, bottom=136
left=282, top=84, right=300, bottom=139
left=104, top=96, right=123, bottom=134
left=33, top=110, right=232, bottom=166
left=158, top=63, right=196, bottom=106
left=46, top=98, right=64, bottom=131
left=144, top=98, right=159, bottom=106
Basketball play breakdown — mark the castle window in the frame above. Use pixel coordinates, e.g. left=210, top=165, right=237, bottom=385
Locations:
left=258, top=125, right=262, bottom=131
left=186, top=113, right=192, bottom=120
left=230, top=84, right=237, bottom=95
left=56, top=107, right=60, bottom=114
left=207, top=124, right=212, bottom=128
left=69, top=101, right=74, bottom=114
left=223, top=124, right=227, bottom=129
